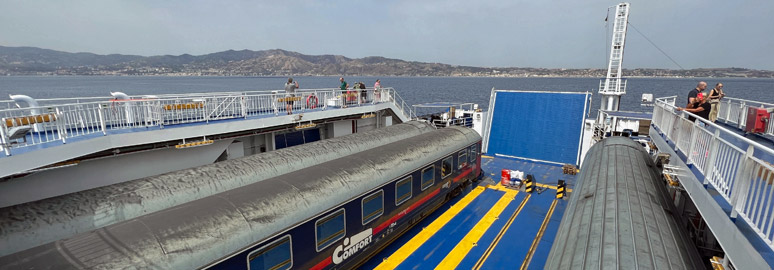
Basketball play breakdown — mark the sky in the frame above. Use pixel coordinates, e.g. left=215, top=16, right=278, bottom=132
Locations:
left=1, top=0, right=772, bottom=70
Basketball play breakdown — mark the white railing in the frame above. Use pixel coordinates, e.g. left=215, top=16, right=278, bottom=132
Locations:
left=598, top=78, right=627, bottom=94
left=431, top=117, right=474, bottom=129
left=0, top=87, right=414, bottom=156
left=389, top=90, right=416, bottom=120
left=652, top=97, right=774, bottom=250
left=716, top=97, right=774, bottom=137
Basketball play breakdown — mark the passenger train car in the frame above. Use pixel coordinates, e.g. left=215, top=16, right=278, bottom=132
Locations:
left=545, top=137, right=703, bottom=269
left=0, top=125, right=482, bottom=270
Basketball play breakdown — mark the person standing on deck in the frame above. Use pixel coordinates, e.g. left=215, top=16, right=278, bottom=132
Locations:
left=708, top=83, right=725, bottom=122
left=687, top=81, right=707, bottom=107
left=374, top=79, right=381, bottom=102
left=340, top=77, right=351, bottom=107
left=359, top=81, right=367, bottom=103
left=285, top=78, right=298, bottom=115
left=339, top=77, right=348, bottom=90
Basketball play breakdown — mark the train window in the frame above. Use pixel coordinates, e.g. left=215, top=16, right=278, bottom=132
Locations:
left=362, top=190, right=384, bottom=225
left=470, top=145, right=478, bottom=163
left=315, top=209, right=345, bottom=252
left=458, top=150, right=468, bottom=169
left=395, top=176, right=412, bottom=206
left=421, top=166, right=435, bottom=191
left=247, top=235, right=292, bottom=270
left=441, top=156, right=453, bottom=179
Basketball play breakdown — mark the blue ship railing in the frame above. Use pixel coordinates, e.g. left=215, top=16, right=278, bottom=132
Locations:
left=653, top=96, right=774, bottom=251
left=0, top=87, right=415, bottom=156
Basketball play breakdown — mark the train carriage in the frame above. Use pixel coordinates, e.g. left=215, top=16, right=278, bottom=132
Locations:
left=0, top=125, right=482, bottom=270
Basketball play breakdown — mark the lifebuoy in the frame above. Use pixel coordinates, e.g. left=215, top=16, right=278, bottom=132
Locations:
left=307, top=95, right=318, bottom=109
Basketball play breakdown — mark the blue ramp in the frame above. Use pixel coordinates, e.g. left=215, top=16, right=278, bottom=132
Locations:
left=484, top=90, right=590, bottom=165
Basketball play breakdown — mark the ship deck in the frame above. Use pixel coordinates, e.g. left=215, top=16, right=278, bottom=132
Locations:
left=652, top=124, right=774, bottom=267
left=364, top=155, right=577, bottom=269
left=1, top=104, right=337, bottom=157
left=0, top=88, right=411, bottom=179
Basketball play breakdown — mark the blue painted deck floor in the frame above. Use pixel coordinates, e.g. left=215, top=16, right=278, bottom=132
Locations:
left=364, top=155, right=577, bottom=269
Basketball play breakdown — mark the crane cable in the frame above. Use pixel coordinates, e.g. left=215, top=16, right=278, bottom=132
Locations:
left=627, top=22, right=688, bottom=71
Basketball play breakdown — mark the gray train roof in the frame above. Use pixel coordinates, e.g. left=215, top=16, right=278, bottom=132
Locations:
left=0, top=121, right=434, bottom=257
left=0, top=126, right=481, bottom=270
left=545, top=137, right=703, bottom=270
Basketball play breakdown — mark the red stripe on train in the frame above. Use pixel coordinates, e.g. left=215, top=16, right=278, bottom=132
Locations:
left=311, top=167, right=475, bottom=269
left=373, top=188, right=441, bottom=235
left=310, top=256, right=332, bottom=270
left=454, top=168, right=472, bottom=183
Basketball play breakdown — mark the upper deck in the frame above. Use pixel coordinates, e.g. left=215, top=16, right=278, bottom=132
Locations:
left=0, top=87, right=414, bottom=177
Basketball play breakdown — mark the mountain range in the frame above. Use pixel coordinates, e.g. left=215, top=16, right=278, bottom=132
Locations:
left=0, top=46, right=771, bottom=78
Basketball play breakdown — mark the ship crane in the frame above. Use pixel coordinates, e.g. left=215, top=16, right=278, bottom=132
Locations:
left=594, top=2, right=630, bottom=141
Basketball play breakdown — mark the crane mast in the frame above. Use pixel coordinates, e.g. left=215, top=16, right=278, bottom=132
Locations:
left=599, top=2, right=630, bottom=113
left=591, top=2, right=630, bottom=144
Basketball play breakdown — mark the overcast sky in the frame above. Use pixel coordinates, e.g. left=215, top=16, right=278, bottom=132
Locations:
left=1, top=0, right=772, bottom=70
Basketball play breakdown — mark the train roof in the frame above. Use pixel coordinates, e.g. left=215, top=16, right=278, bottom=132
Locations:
left=0, top=121, right=436, bottom=257
left=545, top=137, right=703, bottom=269
left=0, top=126, right=481, bottom=269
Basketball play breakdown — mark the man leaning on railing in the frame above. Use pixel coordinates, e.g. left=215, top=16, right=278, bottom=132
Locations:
left=676, top=95, right=711, bottom=126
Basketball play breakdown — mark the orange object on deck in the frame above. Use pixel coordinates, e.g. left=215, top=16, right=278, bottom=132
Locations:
left=4, top=114, right=57, bottom=127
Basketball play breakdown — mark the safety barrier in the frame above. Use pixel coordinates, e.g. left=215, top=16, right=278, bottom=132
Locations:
left=715, top=97, right=774, bottom=136
left=652, top=96, right=774, bottom=250
left=0, top=87, right=414, bottom=156
left=431, top=117, right=474, bottom=129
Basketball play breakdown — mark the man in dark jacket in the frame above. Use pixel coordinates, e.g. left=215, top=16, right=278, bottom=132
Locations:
left=686, top=81, right=707, bottom=107
left=678, top=94, right=711, bottom=125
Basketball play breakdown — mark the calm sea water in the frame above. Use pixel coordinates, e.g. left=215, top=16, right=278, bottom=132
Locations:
left=0, top=76, right=772, bottom=115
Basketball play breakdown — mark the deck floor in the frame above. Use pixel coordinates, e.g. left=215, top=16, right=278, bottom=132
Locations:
left=364, top=155, right=577, bottom=269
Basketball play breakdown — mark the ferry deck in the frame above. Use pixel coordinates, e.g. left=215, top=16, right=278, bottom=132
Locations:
left=365, top=155, right=575, bottom=270
left=2, top=87, right=774, bottom=269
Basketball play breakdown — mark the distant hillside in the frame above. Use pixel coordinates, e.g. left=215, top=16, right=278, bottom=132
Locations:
left=0, top=46, right=771, bottom=78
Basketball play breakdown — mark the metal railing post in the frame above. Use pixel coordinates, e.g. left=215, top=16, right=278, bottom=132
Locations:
left=686, top=120, right=700, bottom=165
left=98, top=108, right=107, bottom=135
left=241, top=96, right=248, bottom=119
left=724, top=99, right=731, bottom=122
left=0, top=125, right=10, bottom=156
left=730, top=145, right=755, bottom=219
left=736, top=101, right=747, bottom=130
left=204, top=98, right=210, bottom=123
left=672, top=114, right=682, bottom=151
left=322, top=90, right=328, bottom=110
left=703, top=128, right=721, bottom=185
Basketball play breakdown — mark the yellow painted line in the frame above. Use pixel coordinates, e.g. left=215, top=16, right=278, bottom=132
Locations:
left=488, top=183, right=517, bottom=193
left=520, top=199, right=559, bottom=270
left=535, top=183, right=573, bottom=193
left=473, top=194, right=531, bottom=270
left=375, top=186, right=487, bottom=270
left=492, top=182, right=573, bottom=193
left=481, top=155, right=494, bottom=159
left=434, top=189, right=518, bottom=270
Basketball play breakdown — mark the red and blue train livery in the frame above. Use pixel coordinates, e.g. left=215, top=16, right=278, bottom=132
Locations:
left=0, top=124, right=481, bottom=270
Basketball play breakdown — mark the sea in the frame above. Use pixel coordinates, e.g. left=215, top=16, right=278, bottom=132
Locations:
left=0, top=76, right=772, bottom=116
